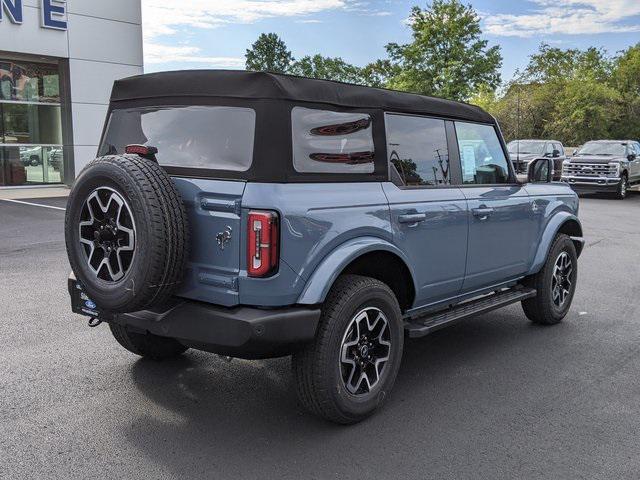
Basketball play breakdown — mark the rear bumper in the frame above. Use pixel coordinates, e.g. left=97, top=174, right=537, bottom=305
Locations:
left=117, top=301, right=321, bottom=359
left=68, top=276, right=321, bottom=359
left=561, top=177, right=620, bottom=194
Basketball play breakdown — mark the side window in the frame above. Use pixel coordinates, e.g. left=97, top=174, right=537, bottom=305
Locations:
left=385, top=114, right=450, bottom=187
left=545, top=143, right=555, bottom=155
left=291, top=107, right=374, bottom=174
left=455, top=122, right=510, bottom=185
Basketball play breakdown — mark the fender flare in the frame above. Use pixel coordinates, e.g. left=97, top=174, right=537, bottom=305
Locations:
left=296, top=236, right=418, bottom=305
left=527, top=212, right=584, bottom=276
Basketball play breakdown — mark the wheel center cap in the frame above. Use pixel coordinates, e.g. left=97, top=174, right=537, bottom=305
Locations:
left=360, top=344, right=369, bottom=358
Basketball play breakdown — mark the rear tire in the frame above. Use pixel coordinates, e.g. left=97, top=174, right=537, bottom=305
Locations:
left=292, top=275, right=404, bottom=424
left=522, top=234, right=577, bottom=325
left=109, top=323, right=188, bottom=360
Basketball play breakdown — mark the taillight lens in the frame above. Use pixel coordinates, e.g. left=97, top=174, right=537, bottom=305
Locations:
left=247, top=210, right=279, bottom=277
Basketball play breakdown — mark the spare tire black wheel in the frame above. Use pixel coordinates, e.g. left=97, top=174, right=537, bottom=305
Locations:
left=65, top=155, right=189, bottom=313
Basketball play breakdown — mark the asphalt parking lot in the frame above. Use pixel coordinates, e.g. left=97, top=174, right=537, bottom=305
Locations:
left=1, top=192, right=640, bottom=480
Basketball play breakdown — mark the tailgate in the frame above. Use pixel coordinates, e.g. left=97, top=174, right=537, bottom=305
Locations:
left=172, top=178, right=246, bottom=307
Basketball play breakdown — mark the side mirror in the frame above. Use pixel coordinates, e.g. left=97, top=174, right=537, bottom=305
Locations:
left=552, top=149, right=561, bottom=158
left=572, top=149, right=578, bottom=156
left=628, top=154, right=637, bottom=162
left=528, top=158, right=553, bottom=183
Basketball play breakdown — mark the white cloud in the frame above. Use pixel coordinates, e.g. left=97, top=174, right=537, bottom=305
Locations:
left=484, top=0, right=640, bottom=37
left=142, top=0, right=353, bottom=66
left=144, top=44, right=244, bottom=68
left=142, top=0, right=347, bottom=38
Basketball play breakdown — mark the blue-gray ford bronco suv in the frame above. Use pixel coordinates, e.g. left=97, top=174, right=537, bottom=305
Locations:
left=65, top=71, right=584, bottom=424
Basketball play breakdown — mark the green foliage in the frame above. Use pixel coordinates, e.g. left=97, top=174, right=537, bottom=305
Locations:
left=384, top=0, right=502, bottom=101
left=547, top=78, right=622, bottom=145
left=290, top=55, right=363, bottom=84
left=611, top=44, right=640, bottom=139
left=522, top=44, right=612, bottom=83
left=481, top=43, right=639, bottom=145
left=245, top=33, right=293, bottom=73
left=360, top=60, right=399, bottom=89
left=243, top=12, right=638, bottom=147
left=244, top=1, right=500, bottom=97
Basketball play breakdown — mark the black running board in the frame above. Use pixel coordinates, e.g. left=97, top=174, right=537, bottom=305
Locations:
left=404, top=287, right=537, bottom=338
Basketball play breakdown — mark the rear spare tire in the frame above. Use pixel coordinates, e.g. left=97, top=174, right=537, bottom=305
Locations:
left=65, top=155, right=189, bottom=313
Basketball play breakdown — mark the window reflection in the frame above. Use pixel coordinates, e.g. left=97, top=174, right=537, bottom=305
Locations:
left=0, top=146, right=63, bottom=186
left=386, top=114, right=450, bottom=187
left=0, top=61, right=60, bottom=103
left=1, top=103, right=63, bottom=144
left=455, top=122, right=509, bottom=185
left=0, top=59, right=63, bottom=186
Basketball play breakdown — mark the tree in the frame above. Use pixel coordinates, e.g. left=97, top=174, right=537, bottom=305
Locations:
left=547, top=77, right=622, bottom=145
left=290, top=55, right=362, bottom=84
left=610, top=43, right=640, bottom=139
left=384, top=0, right=502, bottom=101
left=245, top=33, right=293, bottom=73
left=360, top=60, right=399, bottom=89
left=522, top=43, right=612, bottom=83
left=477, top=42, right=630, bottom=145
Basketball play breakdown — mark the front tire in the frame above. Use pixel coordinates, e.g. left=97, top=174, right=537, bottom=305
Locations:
left=522, top=234, right=578, bottom=325
left=614, top=174, right=628, bottom=200
left=109, top=323, right=188, bottom=360
left=292, top=275, right=404, bottom=424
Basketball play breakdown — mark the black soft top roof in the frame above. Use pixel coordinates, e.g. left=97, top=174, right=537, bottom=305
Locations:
left=110, top=70, right=494, bottom=124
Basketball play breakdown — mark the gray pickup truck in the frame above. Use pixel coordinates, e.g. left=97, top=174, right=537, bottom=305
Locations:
left=65, top=71, right=584, bottom=424
left=562, top=140, right=640, bottom=199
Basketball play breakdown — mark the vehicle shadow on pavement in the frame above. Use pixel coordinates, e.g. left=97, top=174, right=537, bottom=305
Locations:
left=123, top=308, right=579, bottom=477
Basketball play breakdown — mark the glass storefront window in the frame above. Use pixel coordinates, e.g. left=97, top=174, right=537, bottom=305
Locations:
left=0, top=59, right=63, bottom=186
left=0, top=61, right=60, bottom=103
left=0, top=146, right=63, bottom=185
left=1, top=103, right=63, bottom=144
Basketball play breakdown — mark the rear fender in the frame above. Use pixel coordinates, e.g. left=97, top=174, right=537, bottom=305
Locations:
left=528, top=212, right=584, bottom=275
left=297, top=237, right=417, bottom=305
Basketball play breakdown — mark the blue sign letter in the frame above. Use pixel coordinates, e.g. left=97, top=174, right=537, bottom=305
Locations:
left=1, top=0, right=23, bottom=24
left=41, top=0, right=67, bottom=30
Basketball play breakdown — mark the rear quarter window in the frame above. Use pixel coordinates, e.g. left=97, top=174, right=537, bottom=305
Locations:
left=291, top=107, right=375, bottom=174
left=99, top=105, right=256, bottom=171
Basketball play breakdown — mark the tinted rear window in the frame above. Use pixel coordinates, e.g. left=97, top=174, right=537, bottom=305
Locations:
left=99, top=106, right=255, bottom=171
left=291, top=107, right=375, bottom=174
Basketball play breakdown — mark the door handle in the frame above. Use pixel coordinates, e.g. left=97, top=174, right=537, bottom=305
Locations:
left=472, top=207, right=494, bottom=220
left=398, top=213, right=427, bottom=224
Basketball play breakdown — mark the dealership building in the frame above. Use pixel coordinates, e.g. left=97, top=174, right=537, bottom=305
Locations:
left=0, top=0, right=143, bottom=187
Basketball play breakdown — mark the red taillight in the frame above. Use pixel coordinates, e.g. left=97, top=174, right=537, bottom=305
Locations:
left=247, top=210, right=279, bottom=277
left=125, top=144, right=158, bottom=159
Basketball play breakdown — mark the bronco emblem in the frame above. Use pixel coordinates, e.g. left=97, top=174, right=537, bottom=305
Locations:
left=216, top=226, right=232, bottom=250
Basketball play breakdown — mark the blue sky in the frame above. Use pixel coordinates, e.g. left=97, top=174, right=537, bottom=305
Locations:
left=142, top=0, right=640, bottom=82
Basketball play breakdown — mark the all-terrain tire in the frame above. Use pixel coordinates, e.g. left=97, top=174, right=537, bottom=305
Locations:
left=613, top=173, right=629, bottom=200
left=522, top=234, right=577, bottom=325
left=109, top=323, right=188, bottom=360
left=292, top=275, right=404, bottom=424
left=65, top=155, right=189, bottom=313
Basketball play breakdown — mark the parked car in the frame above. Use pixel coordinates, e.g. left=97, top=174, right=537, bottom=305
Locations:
left=19, top=146, right=43, bottom=166
left=507, top=139, right=566, bottom=181
left=49, top=148, right=63, bottom=171
left=64, top=71, right=584, bottom=424
left=562, top=140, right=640, bottom=199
